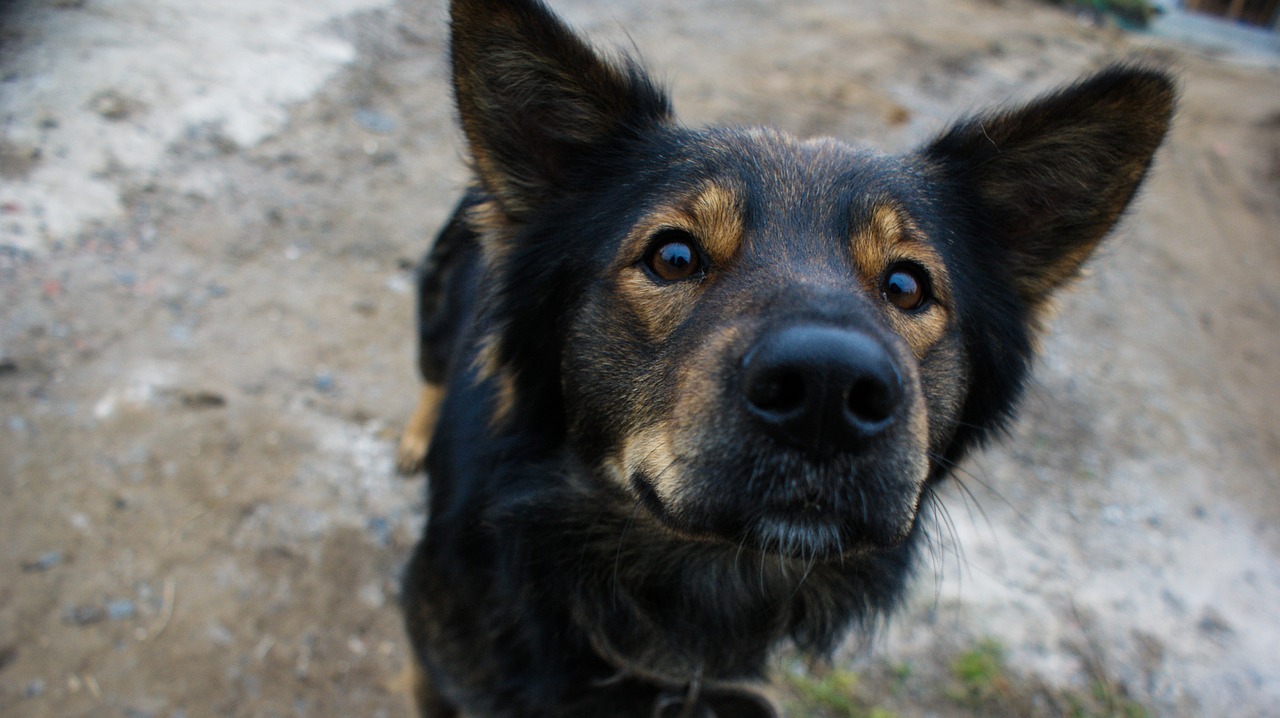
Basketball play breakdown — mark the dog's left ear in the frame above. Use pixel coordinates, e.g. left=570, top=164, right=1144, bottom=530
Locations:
left=923, top=66, right=1175, bottom=309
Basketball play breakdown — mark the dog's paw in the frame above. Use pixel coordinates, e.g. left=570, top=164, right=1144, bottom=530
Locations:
left=396, top=383, right=444, bottom=476
left=396, top=431, right=429, bottom=476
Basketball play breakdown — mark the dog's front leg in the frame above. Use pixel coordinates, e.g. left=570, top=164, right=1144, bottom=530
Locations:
left=397, top=382, right=445, bottom=475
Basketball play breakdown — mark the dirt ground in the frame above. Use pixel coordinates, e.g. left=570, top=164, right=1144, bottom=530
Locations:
left=1, top=0, right=1278, bottom=716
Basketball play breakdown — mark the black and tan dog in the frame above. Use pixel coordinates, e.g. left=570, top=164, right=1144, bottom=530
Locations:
left=395, top=1, right=1174, bottom=715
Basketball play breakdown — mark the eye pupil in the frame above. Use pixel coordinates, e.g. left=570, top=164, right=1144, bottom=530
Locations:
left=660, top=243, right=692, bottom=269
left=882, top=266, right=927, bottom=310
left=645, top=231, right=702, bottom=281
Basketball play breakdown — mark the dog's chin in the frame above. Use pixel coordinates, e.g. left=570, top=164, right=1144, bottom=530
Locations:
left=746, top=515, right=853, bottom=560
left=627, top=450, right=921, bottom=558
left=631, top=473, right=918, bottom=560
left=748, top=505, right=921, bottom=560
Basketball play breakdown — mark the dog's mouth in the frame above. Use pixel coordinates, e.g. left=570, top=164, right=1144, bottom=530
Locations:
left=627, top=451, right=924, bottom=560
left=746, top=491, right=921, bottom=560
left=749, top=514, right=860, bottom=561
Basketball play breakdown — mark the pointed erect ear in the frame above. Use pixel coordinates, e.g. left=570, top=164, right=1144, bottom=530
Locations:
left=449, top=0, right=672, bottom=220
left=923, top=66, right=1176, bottom=308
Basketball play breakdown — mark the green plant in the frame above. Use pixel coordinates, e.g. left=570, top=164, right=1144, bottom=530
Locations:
left=949, top=638, right=1011, bottom=705
left=779, top=665, right=899, bottom=718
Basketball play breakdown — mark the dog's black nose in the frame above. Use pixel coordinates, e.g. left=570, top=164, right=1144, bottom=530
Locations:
left=741, top=325, right=902, bottom=454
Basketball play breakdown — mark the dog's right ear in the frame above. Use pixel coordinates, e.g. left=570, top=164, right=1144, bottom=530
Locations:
left=449, top=0, right=672, bottom=221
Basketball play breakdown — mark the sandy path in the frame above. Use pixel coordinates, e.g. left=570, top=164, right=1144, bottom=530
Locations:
left=2, top=1, right=1277, bottom=715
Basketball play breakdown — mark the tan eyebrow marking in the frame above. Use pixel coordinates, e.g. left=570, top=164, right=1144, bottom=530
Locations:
left=626, top=181, right=746, bottom=268
left=684, top=182, right=745, bottom=265
left=851, top=203, right=953, bottom=358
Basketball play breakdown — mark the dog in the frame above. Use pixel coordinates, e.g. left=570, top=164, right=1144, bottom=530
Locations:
left=394, top=1, right=1174, bottom=715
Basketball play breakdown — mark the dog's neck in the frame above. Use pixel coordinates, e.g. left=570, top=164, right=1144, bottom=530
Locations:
left=490, top=464, right=913, bottom=684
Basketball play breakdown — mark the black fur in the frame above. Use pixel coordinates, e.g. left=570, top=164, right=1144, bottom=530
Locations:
left=398, top=1, right=1175, bottom=716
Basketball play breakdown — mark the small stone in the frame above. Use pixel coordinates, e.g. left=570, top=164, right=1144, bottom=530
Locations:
left=25, top=679, right=45, bottom=697
left=64, top=604, right=105, bottom=626
left=354, top=108, right=397, bottom=134
left=22, top=550, right=63, bottom=572
left=106, top=599, right=136, bottom=621
left=367, top=516, right=392, bottom=546
left=179, top=391, right=226, bottom=409
left=313, top=373, right=335, bottom=393
left=89, top=89, right=142, bottom=121
left=1197, top=608, right=1234, bottom=640
left=206, top=621, right=234, bottom=646
left=167, top=325, right=193, bottom=343
left=358, top=581, right=385, bottom=609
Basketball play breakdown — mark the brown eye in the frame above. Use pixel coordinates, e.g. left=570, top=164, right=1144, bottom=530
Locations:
left=644, top=231, right=703, bottom=282
left=882, top=264, right=929, bottom=311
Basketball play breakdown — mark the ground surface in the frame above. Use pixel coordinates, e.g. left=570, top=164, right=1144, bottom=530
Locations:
left=1, top=1, right=1278, bottom=716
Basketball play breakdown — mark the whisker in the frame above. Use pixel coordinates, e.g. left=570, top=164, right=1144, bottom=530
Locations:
left=612, top=496, right=644, bottom=610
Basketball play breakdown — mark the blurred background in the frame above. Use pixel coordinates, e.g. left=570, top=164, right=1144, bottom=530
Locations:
left=1, top=0, right=1277, bottom=716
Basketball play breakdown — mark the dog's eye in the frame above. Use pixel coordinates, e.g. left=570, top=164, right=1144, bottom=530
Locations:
left=644, top=231, right=703, bottom=282
left=881, top=264, right=929, bottom=311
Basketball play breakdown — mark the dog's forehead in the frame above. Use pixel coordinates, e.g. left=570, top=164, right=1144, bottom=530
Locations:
left=633, top=126, right=921, bottom=273
left=672, top=127, right=907, bottom=228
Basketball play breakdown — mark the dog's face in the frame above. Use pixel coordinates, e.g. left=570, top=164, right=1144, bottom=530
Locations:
left=557, top=133, right=962, bottom=558
left=450, top=0, right=1173, bottom=560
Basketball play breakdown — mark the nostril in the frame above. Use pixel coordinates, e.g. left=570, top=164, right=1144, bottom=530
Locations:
left=741, top=325, right=904, bottom=452
left=746, top=369, right=806, bottom=415
left=845, top=373, right=900, bottom=425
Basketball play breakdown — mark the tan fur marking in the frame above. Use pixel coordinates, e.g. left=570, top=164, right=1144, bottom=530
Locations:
left=626, top=181, right=745, bottom=267
left=614, top=271, right=700, bottom=343
left=465, top=199, right=518, bottom=274
left=851, top=204, right=910, bottom=274
left=619, top=422, right=679, bottom=502
left=686, top=183, right=745, bottom=265
left=397, top=382, right=446, bottom=475
left=851, top=203, right=953, bottom=359
left=394, top=654, right=456, bottom=717
left=611, top=182, right=745, bottom=344
left=666, top=324, right=746, bottom=490
left=489, top=368, right=517, bottom=430
left=470, top=331, right=518, bottom=429
left=608, top=325, right=743, bottom=527
left=472, top=332, right=503, bottom=383
left=463, top=200, right=524, bottom=433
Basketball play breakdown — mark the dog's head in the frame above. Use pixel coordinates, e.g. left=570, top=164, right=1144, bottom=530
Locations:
left=450, top=0, right=1173, bottom=560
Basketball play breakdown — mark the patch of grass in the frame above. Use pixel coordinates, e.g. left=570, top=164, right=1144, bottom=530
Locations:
left=775, top=638, right=1154, bottom=718
left=1064, top=676, right=1152, bottom=718
left=938, top=637, right=1155, bottom=718
left=778, top=664, right=899, bottom=718
left=948, top=638, right=1014, bottom=707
